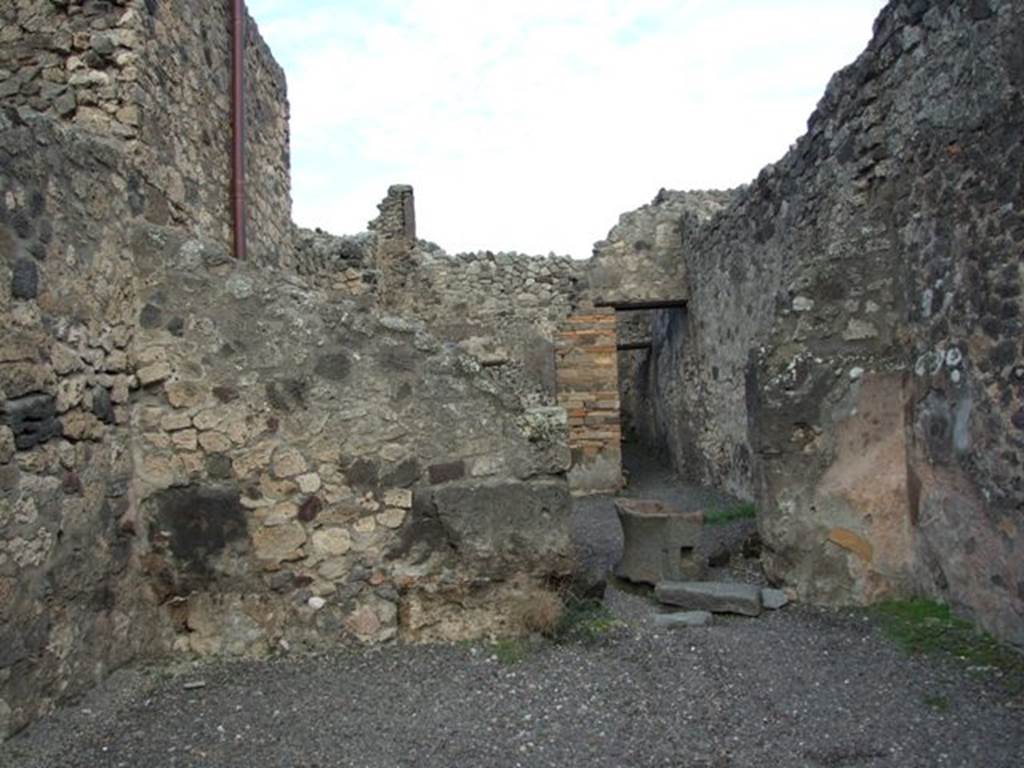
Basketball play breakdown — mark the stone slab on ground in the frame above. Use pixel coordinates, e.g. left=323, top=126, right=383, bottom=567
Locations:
left=655, top=581, right=762, bottom=616
left=654, top=610, right=713, bottom=628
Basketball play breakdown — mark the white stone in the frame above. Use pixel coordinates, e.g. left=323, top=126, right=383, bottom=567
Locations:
left=308, top=596, right=326, bottom=611
left=297, top=472, right=322, bottom=494
left=382, top=488, right=412, bottom=509
left=312, top=528, right=352, bottom=556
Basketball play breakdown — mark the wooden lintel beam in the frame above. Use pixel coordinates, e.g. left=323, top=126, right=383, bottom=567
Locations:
left=617, top=341, right=653, bottom=351
left=594, top=299, right=688, bottom=311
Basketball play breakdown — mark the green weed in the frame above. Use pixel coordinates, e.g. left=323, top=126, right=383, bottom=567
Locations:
left=704, top=502, right=756, bottom=526
left=873, top=599, right=1024, bottom=689
left=553, top=598, right=624, bottom=644
left=491, top=638, right=530, bottom=665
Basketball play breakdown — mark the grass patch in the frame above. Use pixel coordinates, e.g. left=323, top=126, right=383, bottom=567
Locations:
left=491, top=638, right=530, bottom=665
left=704, top=501, right=756, bottom=526
left=873, top=599, right=1024, bottom=686
left=552, top=598, right=624, bottom=644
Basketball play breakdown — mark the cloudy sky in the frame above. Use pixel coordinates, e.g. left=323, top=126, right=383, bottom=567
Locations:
left=247, top=0, right=886, bottom=258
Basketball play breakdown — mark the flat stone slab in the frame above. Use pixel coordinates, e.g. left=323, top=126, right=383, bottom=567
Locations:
left=655, top=581, right=762, bottom=617
left=614, top=498, right=704, bottom=586
left=654, top=611, right=713, bottom=628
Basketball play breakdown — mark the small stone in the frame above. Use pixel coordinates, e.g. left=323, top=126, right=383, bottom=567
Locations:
left=761, top=588, right=789, bottom=610
left=353, top=516, right=376, bottom=534
left=161, top=412, right=192, bottom=431
left=296, top=472, right=322, bottom=494
left=308, top=596, right=327, bottom=611
left=11, top=258, right=39, bottom=300
left=792, top=296, right=814, bottom=313
left=312, top=528, right=352, bottom=556
left=252, top=522, right=307, bottom=565
left=137, top=362, right=172, bottom=386
left=198, top=431, right=231, bottom=453
left=182, top=680, right=206, bottom=691
left=165, top=380, right=205, bottom=409
left=50, top=344, right=82, bottom=375
left=654, top=611, right=713, bottom=628
left=383, top=488, right=413, bottom=509
left=272, top=448, right=307, bottom=479
left=849, top=367, right=864, bottom=381
left=843, top=319, right=879, bottom=341
left=60, top=411, right=104, bottom=442
left=297, top=496, right=322, bottom=523
left=376, top=507, right=406, bottom=529
left=0, top=427, right=14, bottom=464
left=345, top=605, right=381, bottom=637
left=171, top=428, right=198, bottom=451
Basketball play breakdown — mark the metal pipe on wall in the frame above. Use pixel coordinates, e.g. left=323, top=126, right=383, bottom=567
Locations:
left=231, top=0, right=247, bottom=260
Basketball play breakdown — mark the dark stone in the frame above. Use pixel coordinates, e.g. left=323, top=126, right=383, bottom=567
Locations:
left=297, top=495, right=322, bottom=523
left=968, top=0, right=993, bottom=21
left=151, top=485, right=247, bottom=577
left=428, top=461, right=465, bottom=484
left=61, top=471, right=83, bottom=495
left=268, top=571, right=293, bottom=592
left=314, top=352, right=351, bottom=381
left=11, top=258, right=38, bottom=300
left=385, top=489, right=448, bottom=566
left=429, top=480, right=572, bottom=570
left=212, top=385, right=239, bottom=403
left=4, top=393, right=55, bottom=423
left=91, top=387, right=113, bottom=424
left=1012, top=408, right=1024, bottom=431
left=205, top=453, right=233, bottom=479
left=346, top=457, right=379, bottom=489
left=990, top=339, right=1016, bottom=369
left=138, top=303, right=162, bottom=329
left=166, top=316, right=185, bottom=336
left=0, top=463, right=19, bottom=492
left=4, top=394, right=61, bottom=450
left=265, top=378, right=307, bottom=412
left=382, top=458, right=420, bottom=488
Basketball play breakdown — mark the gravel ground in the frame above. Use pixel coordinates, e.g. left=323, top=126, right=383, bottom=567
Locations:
left=3, top=450, right=1022, bottom=768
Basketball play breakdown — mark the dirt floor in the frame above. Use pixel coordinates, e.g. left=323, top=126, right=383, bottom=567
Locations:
left=2, top=448, right=1022, bottom=768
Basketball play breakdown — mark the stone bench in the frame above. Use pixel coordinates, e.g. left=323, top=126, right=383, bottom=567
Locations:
left=613, top=498, right=704, bottom=585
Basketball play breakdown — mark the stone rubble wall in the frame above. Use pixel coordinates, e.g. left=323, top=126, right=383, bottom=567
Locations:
left=588, top=189, right=731, bottom=307
left=128, top=225, right=573, bottom=656
left=0, top=110, right=162, bottom=739
left=0, top=0, right=292, bottom=267
left=632, top=0, right=1024, bottom=645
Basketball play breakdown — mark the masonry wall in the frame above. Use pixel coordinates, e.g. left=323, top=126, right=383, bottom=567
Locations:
left=0, top=0, right=292, bottom=266
left=128, top=224, right=573, bottom=656
left=0, top=6, right=576, bottom=737
left=0, top=110, right=161, bottom=739
left=637, top=0, right=1024, bottom=644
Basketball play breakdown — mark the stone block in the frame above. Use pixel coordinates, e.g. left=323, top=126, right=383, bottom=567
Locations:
left=428, top=460, right=465, bottom=484
left=655, top=581, right=762, bottom=617
left=614, top=499, right=704, bottom=585
left=761, top=588, right=789, bottom=610
left=427, top=479, right=572, bottom=570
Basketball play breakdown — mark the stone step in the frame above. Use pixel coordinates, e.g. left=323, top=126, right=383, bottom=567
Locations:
left=654, top=581, right=762, bottom=616
left=653, top=610, right=713, bottom=628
